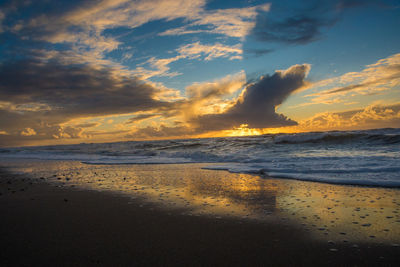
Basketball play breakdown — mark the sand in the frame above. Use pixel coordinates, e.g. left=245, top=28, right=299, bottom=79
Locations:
left=1, top=163, right=400, bottom=266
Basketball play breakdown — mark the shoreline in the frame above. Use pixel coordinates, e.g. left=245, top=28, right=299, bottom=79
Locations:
left=3, top=156, right=400, bottom=188
left=1, top=165, right=400, bottom=266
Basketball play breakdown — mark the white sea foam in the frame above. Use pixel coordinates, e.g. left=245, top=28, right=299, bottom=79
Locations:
left=1, top=128, right=399, bottom=187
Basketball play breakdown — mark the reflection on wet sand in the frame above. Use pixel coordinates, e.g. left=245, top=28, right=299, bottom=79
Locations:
left=4, top=160, right=400, bottom=244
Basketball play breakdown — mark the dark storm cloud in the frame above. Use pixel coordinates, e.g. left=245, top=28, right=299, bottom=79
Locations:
left=252, top=15, right=334, bottom=45
left=124, top=65, right=311, bottom=139
left=0, top=59, right=167, bottom=116
left=191, top=64, right=310, bottom=131
left=0, top=58, right=172, bottom=145
left=250, top=0, right=385, bottom=46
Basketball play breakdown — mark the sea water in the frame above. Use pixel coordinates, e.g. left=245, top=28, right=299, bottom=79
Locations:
left=1, top=128, right=399, bottom=187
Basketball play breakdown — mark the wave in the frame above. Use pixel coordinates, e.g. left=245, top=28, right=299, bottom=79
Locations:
left=273, top=128, right=400, bottom=145
left=0, top=128, right=399, bottom=187
left=203, top=164, right=400, bottom=188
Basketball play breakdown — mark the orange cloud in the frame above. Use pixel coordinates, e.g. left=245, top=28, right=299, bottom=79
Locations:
left=223, top=103, right=400, bottom=137
left=296, top=103, right=400, bottom=131
left=302, top=53, right=400, bottom=106
left=20, top=128, right=36, bottom=136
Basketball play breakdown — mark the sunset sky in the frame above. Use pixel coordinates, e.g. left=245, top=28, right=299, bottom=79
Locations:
left=0, top=0, right=399, bottom=147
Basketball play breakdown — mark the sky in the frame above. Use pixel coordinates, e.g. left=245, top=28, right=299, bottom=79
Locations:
left=0, top=0, right=399, bottom=147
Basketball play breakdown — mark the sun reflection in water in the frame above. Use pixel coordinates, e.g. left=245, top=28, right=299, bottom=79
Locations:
left=5, top=160, right=400, bottom=244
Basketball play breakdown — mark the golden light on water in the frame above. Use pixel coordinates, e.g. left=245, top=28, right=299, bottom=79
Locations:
left=223, top=124, right=304, bottom=137
left=225, top=124, right=264, bottom=136
left=7, top=161, right=400, bottom=244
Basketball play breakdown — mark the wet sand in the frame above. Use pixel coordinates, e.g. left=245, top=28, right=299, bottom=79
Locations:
left=1, top=163, right=400, bottom=266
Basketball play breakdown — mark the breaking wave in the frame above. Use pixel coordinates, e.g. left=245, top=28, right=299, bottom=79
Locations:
left=273, top=128, right=400, bottom=144
left=1, top=128, right=399, bottom=187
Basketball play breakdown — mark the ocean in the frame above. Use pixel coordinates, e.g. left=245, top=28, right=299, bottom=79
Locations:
left=1, top=128, right=399, bottom=187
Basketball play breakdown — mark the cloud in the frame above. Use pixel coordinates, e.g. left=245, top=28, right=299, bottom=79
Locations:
left=191, top=64, right=310, bottom=130
left=11, top=0, right=205, bottom=52
left=183, top=71, right=246, bottom=120
left=136, top=42, right=243, bottom=79
left=0, top=0, right=208, bottom=78
left=0, top=108, right=92, bottom=146
left=125, top=71, right=247, bottom=139
left=0, top=10, right=4, bottom=33
left=303, top=53, right=400, bottom=105
left=186, top=71, right=246, bottom=100
left=20, top=128, right=36, bottom=136
left=244, top=48, right=273, bottom=57
left=177, top=42, right=242, bottom=61
left=0, top=57, right=173, bottom=145
left=125, top=66, right=310, bottom=139
left=3, top=0, right=266, bottom=69
left=0, top=0, right=266, bottom=84
left=140, top=56, right=183, bottom=78
left=125, top=114, right=160, bottom=124
left=250, top=0, right=384, bottom=46
left=298, top=103, right=400, bottom=131
left=335, top=0, right=390, bottom=10
left=75, top=122, right=101, bottom=128
left=252, top=15, right=334, bottom=45
left=0, top=0, right=31, bottom=33
left=322, top=72, right=400, bottom=95
left=159, top=3, right=271, bottom=39
left=0, top=59, right=166, bottom=113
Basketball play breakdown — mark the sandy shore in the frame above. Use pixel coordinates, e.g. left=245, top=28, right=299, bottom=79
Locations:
left=1, top=165, right=399, bottom=266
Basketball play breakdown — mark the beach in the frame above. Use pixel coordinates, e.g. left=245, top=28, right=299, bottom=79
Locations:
left=1, top=161, right=399, bottom=266
left=1, top=0, right=399, bottom=265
